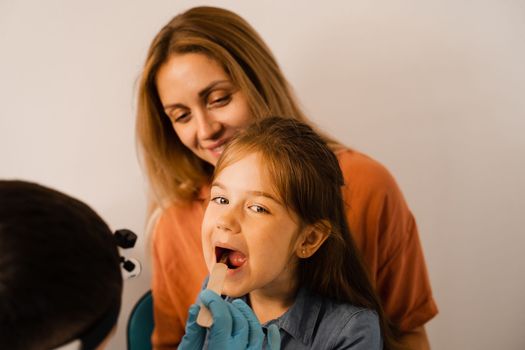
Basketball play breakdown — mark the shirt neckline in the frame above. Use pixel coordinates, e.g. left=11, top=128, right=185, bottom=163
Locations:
left=227, top=287, right=322, bottom=346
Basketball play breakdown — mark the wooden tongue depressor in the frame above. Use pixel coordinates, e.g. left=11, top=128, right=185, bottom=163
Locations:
left=196, top=257, right=228, bottom=327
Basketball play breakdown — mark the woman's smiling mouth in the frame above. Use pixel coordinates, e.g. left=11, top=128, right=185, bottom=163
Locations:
left=202, top=137, right=234, bottom=158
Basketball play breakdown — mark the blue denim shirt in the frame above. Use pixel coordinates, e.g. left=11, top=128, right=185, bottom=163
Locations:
left=225, top=288, right=382, bottom=350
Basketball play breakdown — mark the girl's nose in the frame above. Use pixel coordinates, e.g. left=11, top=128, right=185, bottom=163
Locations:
left=216, top=209, right=240, bottom=233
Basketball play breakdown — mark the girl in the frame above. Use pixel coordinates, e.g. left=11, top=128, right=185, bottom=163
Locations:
left=197, top=117, right=400, bottom=349
left=137, top=6, right=436, bottom=348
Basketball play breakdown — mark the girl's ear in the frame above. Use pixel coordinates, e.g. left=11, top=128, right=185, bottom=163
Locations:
left=296, top=220, right=331, bottom=258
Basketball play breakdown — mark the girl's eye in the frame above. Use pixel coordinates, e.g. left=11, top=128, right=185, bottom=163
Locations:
left=248, top=205, right=269, bottom=214
left=212, top=196, right=229, bottom=205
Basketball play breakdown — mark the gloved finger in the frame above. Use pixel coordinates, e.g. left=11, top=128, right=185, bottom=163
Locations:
left=226, top=301, right=249, bottom=347
left=232, top=299, right=264, bottom=349
left=266, top=323, right=281, bottom=350
left=178, top=304, right=206, bottom=350
left=199, top=289, right=232, bottom=348
left=199, top=289, right=232, bottom=328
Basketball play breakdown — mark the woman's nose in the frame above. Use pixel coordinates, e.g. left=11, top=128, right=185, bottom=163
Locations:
left=196, top=111, right=222, bottom=140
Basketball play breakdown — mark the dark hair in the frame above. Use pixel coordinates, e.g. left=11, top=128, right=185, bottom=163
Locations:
left=0, top=180, right=122, bottom=350
left=215, top=117, right=402, bottom=350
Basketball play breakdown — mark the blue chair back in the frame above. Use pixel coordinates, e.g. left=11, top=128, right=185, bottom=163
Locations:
left=127, top=290, right=154, bottom=350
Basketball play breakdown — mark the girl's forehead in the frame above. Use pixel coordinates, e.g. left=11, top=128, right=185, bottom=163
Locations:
left=215, top=153, right=275, bottom=191
left=216, top=149, right=260, bottom=175
left=215, top=152, right=284, bottom=196
left=215, top=152, right=264, bottom=179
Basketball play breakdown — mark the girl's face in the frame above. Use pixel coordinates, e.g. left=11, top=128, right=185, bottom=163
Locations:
left=156, top=53, right=253, bottom=166
left=201, top=152, right=306, bottom=298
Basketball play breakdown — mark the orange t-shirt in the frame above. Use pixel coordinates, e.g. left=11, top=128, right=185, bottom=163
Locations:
left=150, top=149, right=438, bottom=349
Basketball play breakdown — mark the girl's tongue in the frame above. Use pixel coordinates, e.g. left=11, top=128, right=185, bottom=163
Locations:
left=228, top=251, right=247, bottom=268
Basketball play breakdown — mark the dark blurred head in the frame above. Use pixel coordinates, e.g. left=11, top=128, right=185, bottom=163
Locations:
left=0, top=180, right=122, bottom=350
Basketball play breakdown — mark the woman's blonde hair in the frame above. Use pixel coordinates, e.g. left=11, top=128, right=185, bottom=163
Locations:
left=136, top=6, right=340, bottom=205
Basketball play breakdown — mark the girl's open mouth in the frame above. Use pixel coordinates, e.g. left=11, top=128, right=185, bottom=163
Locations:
left=215, top=247, right=247, bottom=269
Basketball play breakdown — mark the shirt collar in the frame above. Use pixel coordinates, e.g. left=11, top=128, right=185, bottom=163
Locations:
left=229, top=288, right=322, bottom=346
left=272, top=288, right=321, bottom=346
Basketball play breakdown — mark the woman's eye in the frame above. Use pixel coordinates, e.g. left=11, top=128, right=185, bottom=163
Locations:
left=248, top=205, right=269, bottom=214
left=212, top=196, right=229, bottom=205
left=174, top=113, right=190, bottom=123
left=208, top=95, right=231, bottom=107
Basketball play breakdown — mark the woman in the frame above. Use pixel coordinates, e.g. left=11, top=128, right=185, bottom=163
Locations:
left=136, top=6, right=437, bottom=349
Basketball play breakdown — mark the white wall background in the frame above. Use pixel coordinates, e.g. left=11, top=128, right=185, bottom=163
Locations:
left=1, top=1, right=524, bottom=349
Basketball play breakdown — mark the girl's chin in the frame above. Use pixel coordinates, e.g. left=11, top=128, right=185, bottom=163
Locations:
left=223, top=291, right=245, bottom=299
left=222, top=278, right=250, bottom=298
left=221, top=285, right=247, bottom=298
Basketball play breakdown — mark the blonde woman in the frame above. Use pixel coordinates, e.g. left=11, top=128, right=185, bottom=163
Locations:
left=136, top=6, right=437, bottom=349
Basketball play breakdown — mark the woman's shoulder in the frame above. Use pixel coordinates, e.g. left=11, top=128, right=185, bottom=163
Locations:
left=335, top=148, right=402, bottom=198
left=151, top=197, right=206, bottom=245
left=154, top=182, right=210, bottom=212
left=336, top=148, right=394, bottom=181
left=155, top=184, right=210, bottom=222
left=154, top=202, right=199, bottom=229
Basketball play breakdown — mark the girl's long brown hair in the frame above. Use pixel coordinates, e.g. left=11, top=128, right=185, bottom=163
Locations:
left=215, top=117, right=402, bottom=350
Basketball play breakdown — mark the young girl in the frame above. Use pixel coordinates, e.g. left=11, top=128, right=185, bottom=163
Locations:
left=197, top=117, right=401, bottom=349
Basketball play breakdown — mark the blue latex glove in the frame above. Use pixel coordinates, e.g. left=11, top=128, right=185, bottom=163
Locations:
left=178, top=289, right=280, bottom=350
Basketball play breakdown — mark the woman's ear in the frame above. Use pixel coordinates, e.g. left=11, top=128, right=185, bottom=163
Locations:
left=296, top=220, right=331, bottom=258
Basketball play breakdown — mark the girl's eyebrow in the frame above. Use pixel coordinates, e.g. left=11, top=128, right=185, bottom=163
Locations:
left=246, top=190, right=281, bottom=204
left=211, top=181, right=282, bottom=204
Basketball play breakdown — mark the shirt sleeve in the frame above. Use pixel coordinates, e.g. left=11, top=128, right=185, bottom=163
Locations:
left=150, top=205, right=208, bottom=349
left=338, top=150, right=438, bottom=332
left=332, top=310, right=382, bottom=350
left=151, top=236, right=183, bottom=349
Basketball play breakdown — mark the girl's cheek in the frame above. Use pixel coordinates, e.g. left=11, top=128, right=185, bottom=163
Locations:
left=205, top=250, right=214, bottom=271
left=202, top=230, right=214, bottom=269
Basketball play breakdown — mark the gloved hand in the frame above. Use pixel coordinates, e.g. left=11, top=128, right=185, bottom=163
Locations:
left=178, top=289, right=280, bottom=350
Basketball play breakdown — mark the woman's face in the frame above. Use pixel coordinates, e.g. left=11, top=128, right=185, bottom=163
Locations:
left=201, top=152, right=305, bottom=298
left=156, top=53, right=253, bottom=166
